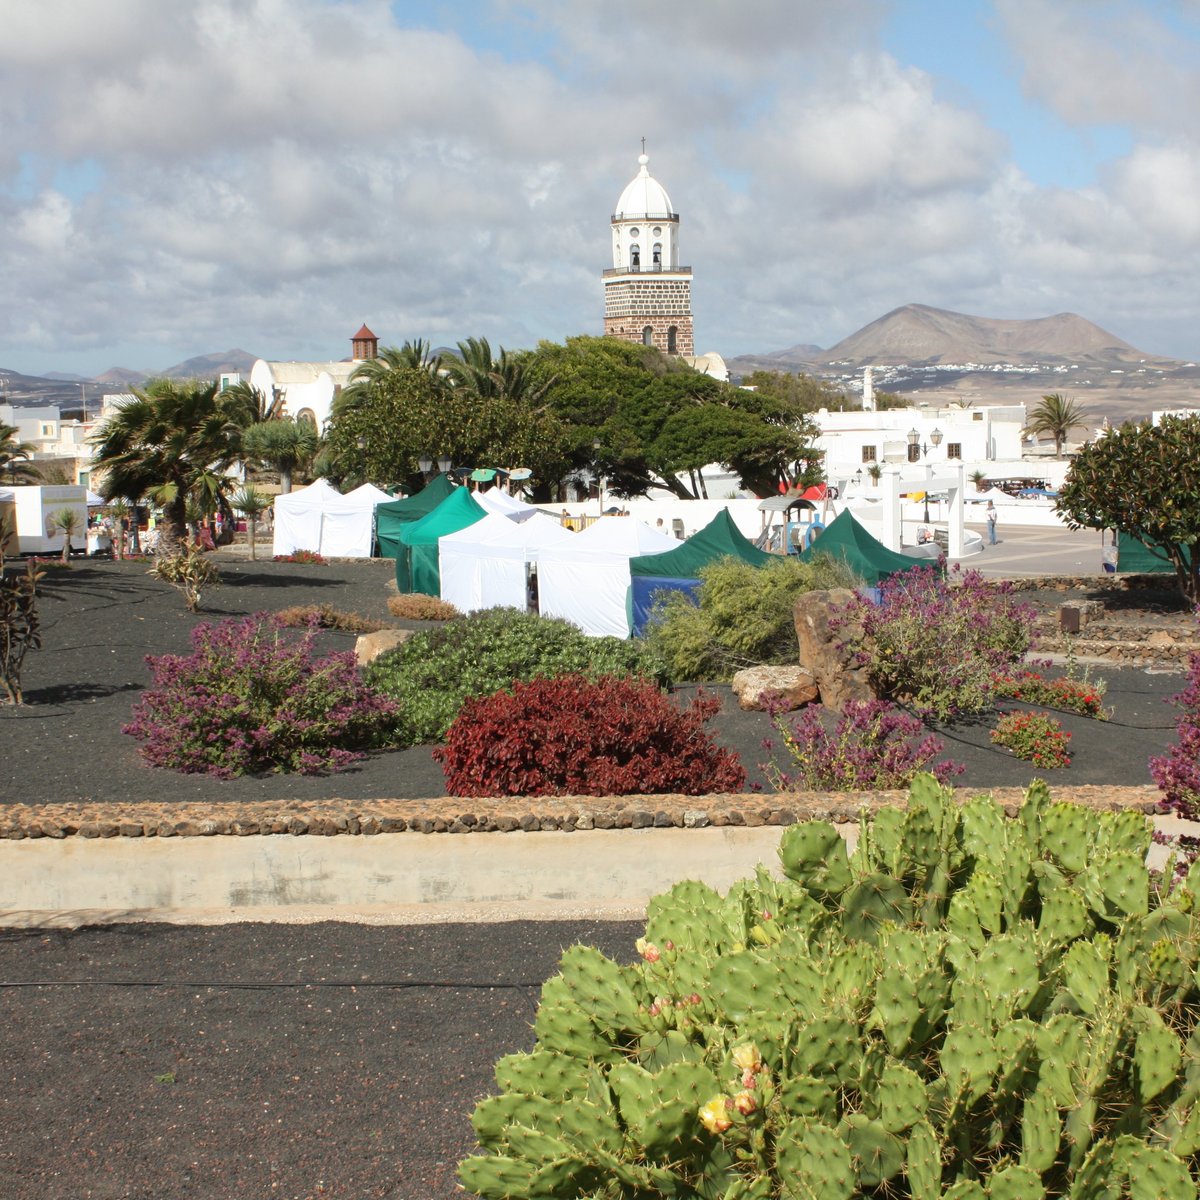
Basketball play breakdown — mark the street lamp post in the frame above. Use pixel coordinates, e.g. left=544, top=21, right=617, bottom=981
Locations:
left=592, top=439, right=604, bottom=515
left=906, top=427, right=944, bottom=524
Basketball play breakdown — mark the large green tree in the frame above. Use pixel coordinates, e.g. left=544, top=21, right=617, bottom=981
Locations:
left=1026, top=392, right=1090, bottom=456
left=1056, top=414, right=1200, bottom=602
left=526, top=337, right=822, bottom=498
left=90, top=379, right=250, bottom=553
left=325, top=361, right=571, bottom=495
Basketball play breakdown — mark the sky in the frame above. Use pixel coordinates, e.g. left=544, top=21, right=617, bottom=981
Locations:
left=2, top=0, right=1200, bottom=378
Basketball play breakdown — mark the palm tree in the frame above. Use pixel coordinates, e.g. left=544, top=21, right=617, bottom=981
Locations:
left=0, top=423, right=39, bottom=485
left=243, top=417, right=319, bottom=493
left=90, top=379, right=248, bottom=555
left=49, top=507, right=82, bottom=564
left=229, top=485, right=272, bottom=560
left=1025, top=393, right=1089, bottom=456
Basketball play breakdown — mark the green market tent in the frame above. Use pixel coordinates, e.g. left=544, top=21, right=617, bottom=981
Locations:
left=799, top=509, right=921, bottom=585
left=374, top=474, right=457, bottom=559
left=396, top=487, right=486, bottom=595
left=627, top=509, right=773, bottom=635
left=1116, top=531, right=1173, bottom=574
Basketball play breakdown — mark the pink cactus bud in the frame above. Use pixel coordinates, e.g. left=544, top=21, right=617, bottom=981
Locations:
left=733, top=1090, right=757, bottom=1115
left=635, top=938, right=661, bottom=963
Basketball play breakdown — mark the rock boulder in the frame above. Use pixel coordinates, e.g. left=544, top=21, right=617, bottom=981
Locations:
left=730, top=665, right=819, bottom=712
left=354, top=628, right=413, bottom=666
left=793, top=587, right=876, bottom=712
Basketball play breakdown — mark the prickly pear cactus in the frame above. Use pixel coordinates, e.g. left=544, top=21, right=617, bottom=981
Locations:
left=458, top=777, right=1200, bottom=1199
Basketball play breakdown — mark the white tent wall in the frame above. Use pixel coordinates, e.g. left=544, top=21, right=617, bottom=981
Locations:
left=0, top=485, right=88, bottom=554
left=271, top=479, right=390, bottom=558
left=438, top=512, right=574, bottom=615
left=537, top=517, right=676, bottom=638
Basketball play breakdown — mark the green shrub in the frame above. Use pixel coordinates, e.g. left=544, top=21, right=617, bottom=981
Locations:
left=365, top=607, right=670, bottom=746
left=461, top=778, right=1200, bottom=1199
left=644, top=555, right=860, bottom=681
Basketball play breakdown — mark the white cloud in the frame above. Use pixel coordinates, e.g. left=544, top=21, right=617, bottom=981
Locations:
left=0, top=0, right=1198, bottom=373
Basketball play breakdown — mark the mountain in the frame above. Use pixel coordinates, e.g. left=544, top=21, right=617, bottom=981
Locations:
left=821, top=304, right=1150, bottom=366
left=94, top=367, right=149, bottom=387
left=728, top=304, right=1174, bottom=375
left=726, top=304, right=1198, bottom=429
left=158, top=349, right=257, bottom=380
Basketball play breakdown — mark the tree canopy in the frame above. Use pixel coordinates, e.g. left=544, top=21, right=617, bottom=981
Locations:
left=524, top=337, right=821, bottom=498
left=1056, top=414, right=1200, bottom=602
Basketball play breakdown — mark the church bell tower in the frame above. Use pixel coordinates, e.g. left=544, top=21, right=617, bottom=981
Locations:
left=603, top=150, right=693, bottom=356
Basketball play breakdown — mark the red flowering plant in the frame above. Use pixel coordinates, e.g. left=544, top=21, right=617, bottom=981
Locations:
left=989, top=710, right=1072, bottom=770
left=835, top=564, right=1036, bottom=723
left=273, top=549, right=327, bottom=564
left=761, top=697, right=964, bottom=792
left=433, top=674, right=745, bottom=797
left=991, top=668, right=1109, bottom=719
left=124, top=613, right=402, bottom=777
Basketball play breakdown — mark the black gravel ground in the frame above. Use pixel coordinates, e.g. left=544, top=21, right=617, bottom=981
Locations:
left=0, top=919, right=642, bottom=1200
left=0, top=556, right=1185, bottom=801
left=0, top=557, right=1190, bottom=1199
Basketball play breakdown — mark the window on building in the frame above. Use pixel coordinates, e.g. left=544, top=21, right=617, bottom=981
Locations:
left=907, top=443, right=920, bottom=463
left=642, top=326, right=654, bottom=347
left=630, top=244, right=640, bottom=268
left=861, top=446, right=877, bottom=463
left=946, top=442, right=962, bottom=460
left=652, top=243, right=662, bottom=266
left=296, top=409, right=318, bottom=428
left=972, top=411, right=983, bottom=421
left=667, top=325, right=677, bottom=353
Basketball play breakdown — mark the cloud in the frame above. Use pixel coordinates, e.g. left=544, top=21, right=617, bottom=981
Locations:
left=0, top=0, right=1198, bottom=373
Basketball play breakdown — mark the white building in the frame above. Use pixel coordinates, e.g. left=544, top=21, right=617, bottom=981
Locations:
left=812, top=402, right=1030, bottom=482
left=247, top=324, right=378, bottom=432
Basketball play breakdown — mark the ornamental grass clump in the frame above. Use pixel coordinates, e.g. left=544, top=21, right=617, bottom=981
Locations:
left=762, top=697, right=964, bottom=791
left=365, top=607, right=669, bottom=746
left=991, top=709, right=1072, bottom=769
left=461, top=778, right=1200, bottom=1200
left=434, top=674, right=745, bottom=797
left=839, top=564, right=1036, bottom=722
left=124, top=613, right=401, bottom=777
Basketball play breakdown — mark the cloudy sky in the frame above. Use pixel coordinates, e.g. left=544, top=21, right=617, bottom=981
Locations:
left=2, top=0, right=1199, bottom=378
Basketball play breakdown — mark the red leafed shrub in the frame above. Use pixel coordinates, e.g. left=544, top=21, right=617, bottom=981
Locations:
left=433, top=674, right=746, bottom=797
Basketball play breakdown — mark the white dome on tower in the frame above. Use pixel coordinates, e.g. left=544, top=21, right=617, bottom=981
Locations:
left=614, top=153, right=674, bottom=219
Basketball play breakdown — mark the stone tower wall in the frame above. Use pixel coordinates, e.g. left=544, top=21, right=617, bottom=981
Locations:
left=603, top=275, right=694, bottom=355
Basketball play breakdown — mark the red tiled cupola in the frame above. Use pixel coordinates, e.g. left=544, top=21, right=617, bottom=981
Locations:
left=351, top=324, right=378, bottom=361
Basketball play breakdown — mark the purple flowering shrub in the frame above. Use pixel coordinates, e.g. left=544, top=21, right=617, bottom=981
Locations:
left=124, top=613, right=402, bottom=777
left=1150, top=645, right=1200, bottom=818
left=761, top=698, right=964, bottom=791
left=838, top=565, right=1036, bottom=722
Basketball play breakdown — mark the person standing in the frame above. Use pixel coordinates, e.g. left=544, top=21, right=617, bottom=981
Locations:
left=986, top=500, right=998, bottom=546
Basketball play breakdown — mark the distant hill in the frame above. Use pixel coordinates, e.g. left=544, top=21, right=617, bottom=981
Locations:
left=728, top=304, right=1174, bottom=376
left=93, top=367, right=148, bottom=387
left=0, top=348, right=259, bottom=411
left=157, top=349, right=257, bottom=380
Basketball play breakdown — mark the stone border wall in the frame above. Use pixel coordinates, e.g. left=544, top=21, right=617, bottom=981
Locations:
left=0, top=786, right=1164, bottom=841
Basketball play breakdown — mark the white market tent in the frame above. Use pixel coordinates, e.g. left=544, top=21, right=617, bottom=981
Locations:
left=272, top=479, right=394, bottom=558
left=438, top=511, right=575, bottom=614
left=537, top=517, right=676, bottom=638
left=473, top=486, right=539, bottom=520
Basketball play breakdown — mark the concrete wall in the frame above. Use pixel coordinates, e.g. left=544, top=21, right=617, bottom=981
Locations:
left=0, top=826, right=806, bottom=925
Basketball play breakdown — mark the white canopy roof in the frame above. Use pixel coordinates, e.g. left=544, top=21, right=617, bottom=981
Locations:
left=439, top=512, right=575, bottom=614
left=272, top=479, right=382, bottom=558
left=344, top=482, right=394, bottom=505
left=473, top=486, right=539, bottom=520
left=537, top=517, right=676, bottom=638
